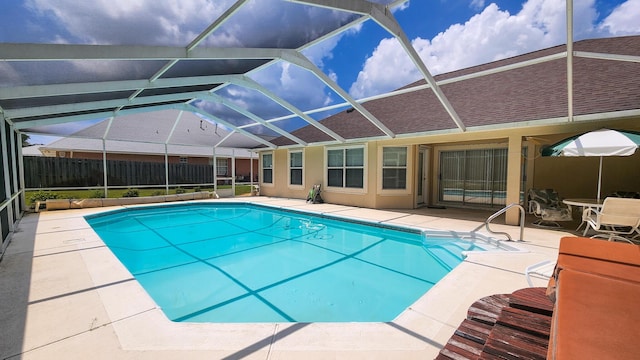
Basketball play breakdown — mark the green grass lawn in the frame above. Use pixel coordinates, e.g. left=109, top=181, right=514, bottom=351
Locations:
left=25, top=185, right=252, bottom=206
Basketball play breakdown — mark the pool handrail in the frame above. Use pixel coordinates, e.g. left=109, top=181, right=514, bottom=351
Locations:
left=472, top=203, right=525, bottom=241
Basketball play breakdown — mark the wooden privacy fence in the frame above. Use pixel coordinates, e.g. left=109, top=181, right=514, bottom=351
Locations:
left=24, top=157, right=216, bottom=188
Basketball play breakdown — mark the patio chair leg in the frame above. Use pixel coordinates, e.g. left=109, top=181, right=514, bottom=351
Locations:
left=532, top=219, right=562, bottom=228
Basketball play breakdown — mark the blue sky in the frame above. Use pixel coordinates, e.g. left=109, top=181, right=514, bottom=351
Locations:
left=1, top=0, right=639, bottom=144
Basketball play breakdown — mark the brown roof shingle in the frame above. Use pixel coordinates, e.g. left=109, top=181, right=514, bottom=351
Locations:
left=272, top=35, right=640, bottom=145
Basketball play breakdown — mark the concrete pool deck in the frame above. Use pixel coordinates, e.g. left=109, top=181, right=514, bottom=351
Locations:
left=0, top=197, right=571, bottom=359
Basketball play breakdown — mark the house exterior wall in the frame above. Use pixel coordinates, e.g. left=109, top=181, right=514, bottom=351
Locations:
left=235, top=157, right=258, bottom=182
left=533, top=149, right=640, bottom=200
left=259, top=118, right=640, bottom=225
left=260, top=141, right=416, bottom=209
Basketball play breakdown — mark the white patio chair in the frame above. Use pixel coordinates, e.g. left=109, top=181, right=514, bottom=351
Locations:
left=525, top=259, right=556, bottom=287
left=583, top=197, right=640, bottom=242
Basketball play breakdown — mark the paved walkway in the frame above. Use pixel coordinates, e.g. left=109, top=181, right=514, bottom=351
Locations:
left=0, top=197, right=573, bottom=359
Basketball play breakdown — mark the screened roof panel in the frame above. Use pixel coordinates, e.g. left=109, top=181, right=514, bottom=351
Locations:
left=0, top=91, right=136, bottom=111
left=209, top=1, right=360, bottom=49
left=2, top=1, right=418, bottom=149
left=14, top=109, right=115, bottom=124
left=209, top=85, right=298, bottom=120
left=138, top=85, right=218, bottom=97
left=1, top=60, right=168, bottom=87
left=5, top=1, right=634, bottom=151
left=120, top=100, right=189, bottom=111
left=160, top=59, right=271, bottom=78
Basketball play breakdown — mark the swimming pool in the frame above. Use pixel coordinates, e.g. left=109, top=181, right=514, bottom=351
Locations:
left=86, top=203, right=494, bottom=323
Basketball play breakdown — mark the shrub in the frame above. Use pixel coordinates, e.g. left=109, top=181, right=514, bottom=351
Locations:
left=175, top=187, right=186, bottom=194
left=151, top=190, right=164, bottom=196
left=29, top=190, right=59, bottom=203
left=89, top=189, right=105, bottom=198
left=122, top=188, right=139, bottom=197
left=193, top=186, right=201, bottom=192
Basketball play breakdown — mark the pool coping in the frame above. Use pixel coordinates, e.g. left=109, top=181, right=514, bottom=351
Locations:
left=3, top=197, right=571, bottom=359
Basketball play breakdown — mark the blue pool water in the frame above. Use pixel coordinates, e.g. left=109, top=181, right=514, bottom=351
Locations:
left=85, top=203, right=486, bottom=323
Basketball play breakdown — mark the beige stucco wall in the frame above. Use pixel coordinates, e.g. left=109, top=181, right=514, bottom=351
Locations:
left=532, top=149, right=640, bottom=199
left=260, top=142, right=417, bottom=208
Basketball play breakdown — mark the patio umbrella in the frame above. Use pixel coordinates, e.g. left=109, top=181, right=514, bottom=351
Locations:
left=541, top=128, right=640, bottom=201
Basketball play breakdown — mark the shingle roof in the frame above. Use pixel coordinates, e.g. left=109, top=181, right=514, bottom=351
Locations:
left=41, top=110, right=256, bottom=157
left=41, top=137, right=252, bottom=158
left=271, top=36, right=640, bottom=147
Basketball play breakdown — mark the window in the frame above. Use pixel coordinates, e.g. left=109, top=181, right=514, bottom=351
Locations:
left=262, top=152, right=273, bottom=184
left=216, top=158, right=228, bottom=176
left=289, top=151, right=303, bottom=186
left=179, top=157, right=188, bottom=164
left=382, top=147, right=407, bottom=189
left=327, top=146, right=364, bottom=188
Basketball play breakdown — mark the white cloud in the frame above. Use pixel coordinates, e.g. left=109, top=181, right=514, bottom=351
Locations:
left=0, top=63, right=21, bottom=84
left=21, top=0, right=355, bottom=126
left=599, top=0, right=640, bottom=35
left=392, top=1, right=410, bottom=12
left=250, top=61, right=334, bottom=112
left=470, top=0, right=486, bottom=11
left=25, top=0, right=230, bottom=45
left=348, top=0, right=639, bottom=99
left=348, top=38, right=418, bottom=100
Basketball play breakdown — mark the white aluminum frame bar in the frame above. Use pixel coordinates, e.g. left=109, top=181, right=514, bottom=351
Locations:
left=0, top=117, right=15, bottom=232
left=566, top=0, right=574, bottom=122
left=291, top=0, right=466, bottom=131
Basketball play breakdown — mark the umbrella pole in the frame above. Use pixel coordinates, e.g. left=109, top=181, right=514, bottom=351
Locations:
left=597, top=156, right=603, bottom=202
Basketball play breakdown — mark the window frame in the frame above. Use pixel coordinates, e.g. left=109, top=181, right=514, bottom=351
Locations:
left=288, top=149, right=304, bottom=188
left=324, top=144, right=367, bottom=193
left=378, top=146, right=410, bottom=194
left=261, top=152, right=274, bottom=185
left=216, top=158, right=228, bottom=176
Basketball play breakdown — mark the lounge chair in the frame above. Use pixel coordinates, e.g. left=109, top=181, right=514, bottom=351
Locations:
left=525, top=259, right=556, bottom=287
left=306, top=184, right=324, bottom=204
left=583, top=197, right=640, bottom=242
left=527, top=189, right=572, bottom=228
left=607, top=190, right=640, bottom=199
left=545, top=236, right=640, bottom=359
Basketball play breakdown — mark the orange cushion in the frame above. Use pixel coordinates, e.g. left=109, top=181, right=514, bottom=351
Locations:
left=547, top=237, right=640, bottom=359
left=549, top=269, right=640, bottom=359
left=556, top=236, right=640, bottom=282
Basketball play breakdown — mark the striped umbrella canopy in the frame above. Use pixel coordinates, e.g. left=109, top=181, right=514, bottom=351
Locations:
left=541, top=129, right=640, bottom=201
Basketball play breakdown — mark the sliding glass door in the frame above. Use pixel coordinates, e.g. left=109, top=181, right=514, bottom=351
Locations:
left=439, top=148, right=508, bottom=207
